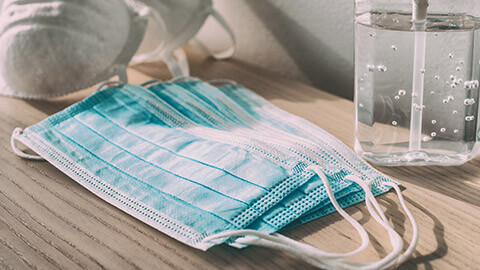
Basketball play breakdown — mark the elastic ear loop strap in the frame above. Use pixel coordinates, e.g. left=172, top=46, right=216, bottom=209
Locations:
left=164, top=50, right=189, bottom=78
left=204, top=165, right=418, bottom=270
left=190, top=9, right=236, bottom=60
left=11, top=128, right=44, bottom=160
left=129, top=7, right=189, bottom=78
left=129, top=8, right=168, bottom=66
left=94, top=81, right=124, bottom=93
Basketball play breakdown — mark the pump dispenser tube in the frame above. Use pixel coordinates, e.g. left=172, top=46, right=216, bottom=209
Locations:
left=408, top=0, right=429, bottom=154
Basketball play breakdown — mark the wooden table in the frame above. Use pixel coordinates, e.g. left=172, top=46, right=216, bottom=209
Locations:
left=1, top=47, right=479, bottom=270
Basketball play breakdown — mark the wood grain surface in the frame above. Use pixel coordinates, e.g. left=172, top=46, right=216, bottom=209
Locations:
left=1, top=46, right=479, bottom=270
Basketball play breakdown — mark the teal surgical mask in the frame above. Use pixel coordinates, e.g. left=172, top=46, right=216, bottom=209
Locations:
left=11, top=78, right=418, bottom=269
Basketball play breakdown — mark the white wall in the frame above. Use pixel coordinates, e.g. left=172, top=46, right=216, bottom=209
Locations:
left=196, top=0, right=355, bottom=99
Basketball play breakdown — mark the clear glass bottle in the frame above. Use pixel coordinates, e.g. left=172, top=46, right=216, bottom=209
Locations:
left=354, top=0, right=480, bottom=166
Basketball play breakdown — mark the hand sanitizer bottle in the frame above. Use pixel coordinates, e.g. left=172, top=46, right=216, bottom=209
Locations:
left=354, top=0, right=480, bottom=166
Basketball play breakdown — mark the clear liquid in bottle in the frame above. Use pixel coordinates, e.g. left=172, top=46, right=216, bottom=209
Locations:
left=355, top=12, right=480, bottom=166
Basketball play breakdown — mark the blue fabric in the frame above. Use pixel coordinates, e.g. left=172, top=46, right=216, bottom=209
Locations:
left=16, top=78, right=395, bottom=251
left=151, top=79, right=394, bottom=233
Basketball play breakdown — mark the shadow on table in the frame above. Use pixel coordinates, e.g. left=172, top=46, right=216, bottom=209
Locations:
left=268, top=193, right=447, bottom=269
left=25, top=88, right=94, bottom=116
left=378, top=162, right=480, bottom=208
left=399, top=197, right=447, bottom=270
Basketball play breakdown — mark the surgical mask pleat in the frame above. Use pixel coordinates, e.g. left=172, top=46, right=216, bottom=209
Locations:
left=153, top=80, right=366, bottom=234
left=34, top=127, right=234, bottom=237
left=93, top=87, right=293, bottom=190
left=55, top=116, right=255, bottom=220
left=216, top=84, right=395, bottom=190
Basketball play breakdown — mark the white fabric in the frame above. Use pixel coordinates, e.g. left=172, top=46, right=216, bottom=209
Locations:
left=204, top=165, right=419, bottom=270
left=131, top=0, right=235, bottom=77
left=0, top=0, right=149, bottom=99
left=11, top=128, right=43, bottom=160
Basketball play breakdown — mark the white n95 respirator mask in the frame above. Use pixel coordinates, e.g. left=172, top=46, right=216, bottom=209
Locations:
left=130, top=0, right=235, bottom=77
left=0, top=0, right=150, bottom=99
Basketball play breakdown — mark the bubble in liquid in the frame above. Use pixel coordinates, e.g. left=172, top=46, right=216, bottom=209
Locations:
left=393, top=18, right=400, bottom=23
left=456, top=66, right=462, bottom=71
left=412, top=93, right=418, bottom=98
left=466, top=116, right=475, bottom=122
left=431, top=120, right=437, bottom=124
left=464, top=98, right=475, bottom=106
left=440, top=128, right=446, bottom=132
left=360, top=78, right=364, bottom=82
left=451, top=83, right=457, bottom=88
left=392, top=121, right=398, bottom=126
left=359, top=103, right=364, bottom=108
left=457, top=78, right=463, bottom=84
left=449, top=53, right=454, bottom=58
left=450, top=75, right=456, bottom=81
left=367, top=65, right=375, bottom=72
left=473, top=81, right=480, bottom=89
left=369, top=32, right=377, bottom=37
left=442, top=96, right=454, bottom=104
left=377, top=65, right=387, bottom=72
left=430, top=91, right=435, bottom=95
left=453, top=110, right=458, bottom=114
left=423, top=136, right=430, bottom=142
left=398, top=89, right=406, bottom=96
left=421, top=69, right=426, bottom=74
left=414, top=104, right=425, bottom=112
left=394, top=95, right=400, bottom=100
left=435, top=75, right=440, bottom=80
left=465, top=80, right=480, bottom=90
left=460, top=60, right=465, bottom=65
left=454, top=129, right=459, bottom=134
left=391, top=45, right=398, bottom=51
left=431, top=132, right=437, bottom=137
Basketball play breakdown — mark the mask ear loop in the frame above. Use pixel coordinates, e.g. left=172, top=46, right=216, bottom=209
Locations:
left=189, top=9, right=236, bottom=60
left=163, top=51, right=189, bottom=78
left=11, top=128, right=44, bottom=160
left=129, top=7, right=168, bottom=66
left=173, top=48, right=190, bottom=76
left=204, top=166, right=418, bottom=269
left=94, top=81, right=125, bottom=93
left=207, top=79, right=239, bottom=86
left=140, top=79, right=163, bottom=87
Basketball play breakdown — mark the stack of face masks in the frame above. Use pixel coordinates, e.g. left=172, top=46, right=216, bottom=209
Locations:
left=11, top=78, right=418, bottom=269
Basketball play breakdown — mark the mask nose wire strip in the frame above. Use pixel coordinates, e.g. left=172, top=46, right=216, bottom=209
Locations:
left=129, top=8, right=168, bottom=66
left=189, top=9, right=236, bottom=60
left=11, top=128, right=44, bottom=160
left=204, top=166, right=418, bottom=270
